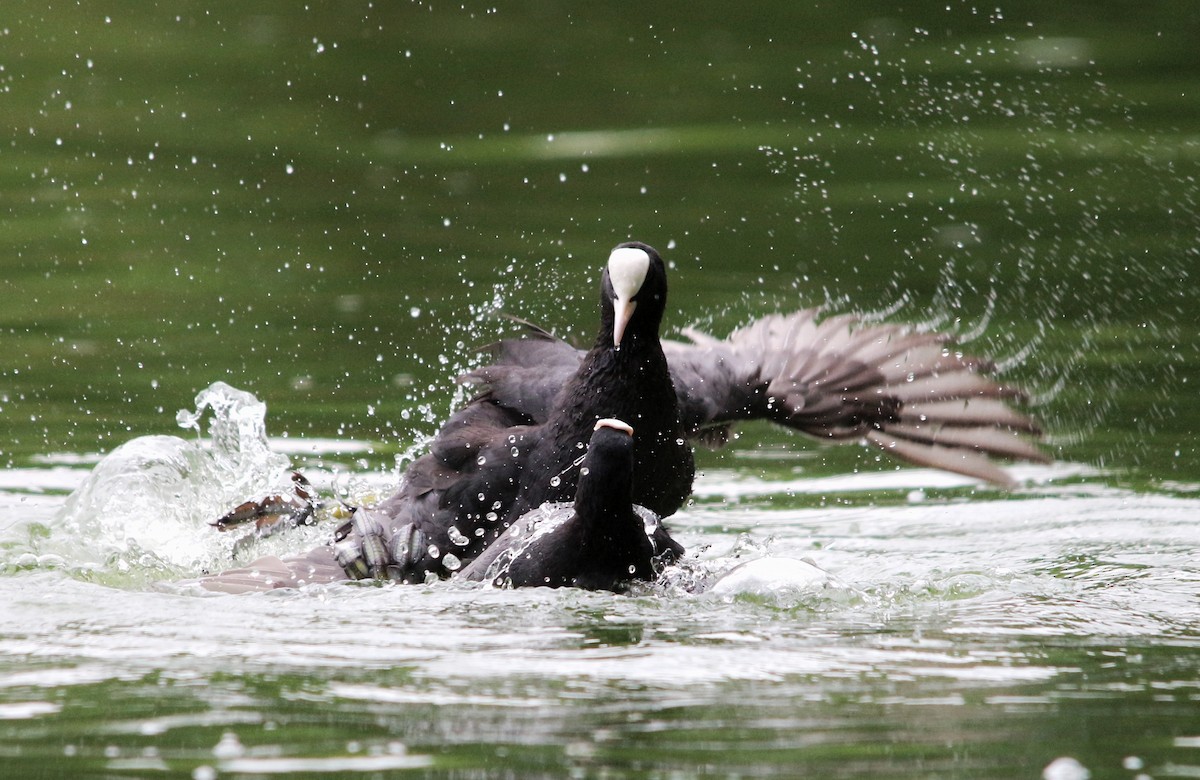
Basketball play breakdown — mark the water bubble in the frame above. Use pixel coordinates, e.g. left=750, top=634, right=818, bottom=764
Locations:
left=1042, top=757, right=1090, bottom=780
left=213, top=732, right=245, bottom=760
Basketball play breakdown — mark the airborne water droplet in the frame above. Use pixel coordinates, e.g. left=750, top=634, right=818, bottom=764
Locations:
left=442, top=553, right=462, bottom=571
left=549, top=476, right=561, bottom=487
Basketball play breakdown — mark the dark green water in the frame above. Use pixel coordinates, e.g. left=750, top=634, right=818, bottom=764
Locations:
left=2, top=2, right=1199, bottom=778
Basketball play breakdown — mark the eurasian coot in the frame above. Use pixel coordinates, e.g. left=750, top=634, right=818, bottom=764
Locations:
left=458, top=418, right=667, bottom=592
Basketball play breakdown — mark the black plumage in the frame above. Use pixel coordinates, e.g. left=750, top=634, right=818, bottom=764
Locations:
left=459, top=418, right=665, bottom=591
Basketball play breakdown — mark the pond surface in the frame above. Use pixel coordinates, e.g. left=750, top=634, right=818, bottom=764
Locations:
left=2, top=2, right=1199, bottom=778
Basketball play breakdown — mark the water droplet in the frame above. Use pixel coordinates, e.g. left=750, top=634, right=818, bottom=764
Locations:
left=442, top=553, right=462, bottom=571
left=426, top=544, right=440, bottom=559
left=213, top=732, right=245, bottom=760
left=448, top=526, right=469, bottom=547
left=476, top=455, right=486, bottom=466
left=549, top=476, right=561, bottom=487
left=1042, top=756, right=1090, bottom=780
left=628, top=565, right=637, bottom=574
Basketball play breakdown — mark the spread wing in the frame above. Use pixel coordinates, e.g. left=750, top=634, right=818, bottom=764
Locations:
left=663, top=309, right=1047, bottom=486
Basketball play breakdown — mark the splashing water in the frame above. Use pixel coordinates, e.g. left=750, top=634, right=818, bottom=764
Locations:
left=19, top=383, right=298, bottom=577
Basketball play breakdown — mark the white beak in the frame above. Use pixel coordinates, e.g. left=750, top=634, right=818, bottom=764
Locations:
left=608, top=246, right=650, bottom=348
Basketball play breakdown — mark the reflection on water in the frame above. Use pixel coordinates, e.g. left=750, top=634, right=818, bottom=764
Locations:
left=3, top=1, right=1200, bottom=777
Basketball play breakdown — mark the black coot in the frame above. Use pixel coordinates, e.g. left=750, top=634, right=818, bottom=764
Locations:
left=336, top=241, right=690, bottom=583
left=458, top=418, right=666, bottom=591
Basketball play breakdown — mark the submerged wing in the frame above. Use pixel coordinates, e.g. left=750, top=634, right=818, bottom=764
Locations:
left=193, top=546, right=347, bottom=594
left=663, top=309, right=1048, bottom=486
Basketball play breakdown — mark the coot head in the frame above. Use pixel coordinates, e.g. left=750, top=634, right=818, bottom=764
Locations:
left=573, top=417, right=636, bottom=515
left=601, top=242, right=668, bottom=350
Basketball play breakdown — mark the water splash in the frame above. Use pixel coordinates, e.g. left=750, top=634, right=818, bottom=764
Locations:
left=15, top=382, right=297, bottom=578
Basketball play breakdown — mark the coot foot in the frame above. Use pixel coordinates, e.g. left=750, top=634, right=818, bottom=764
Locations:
left=333, top=511, right=430, bottom=583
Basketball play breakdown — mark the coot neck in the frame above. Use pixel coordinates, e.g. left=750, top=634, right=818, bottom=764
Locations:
left=573, top=434, right=644, bottom=552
